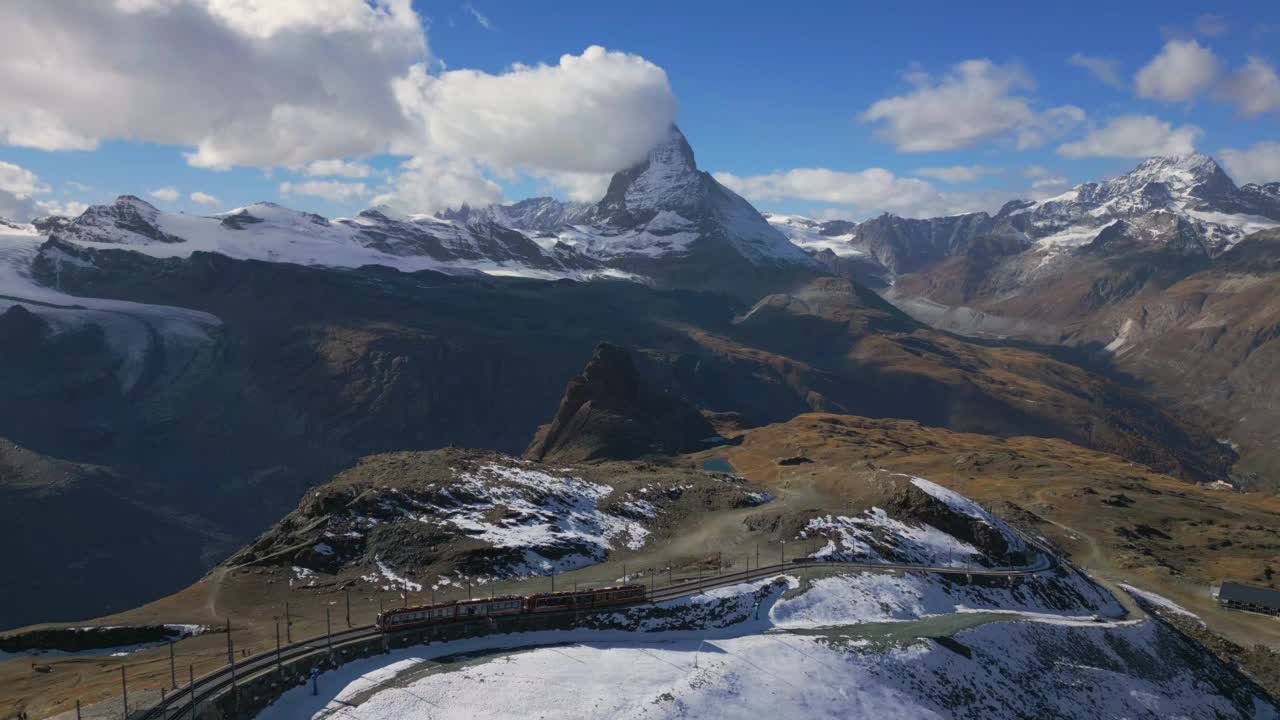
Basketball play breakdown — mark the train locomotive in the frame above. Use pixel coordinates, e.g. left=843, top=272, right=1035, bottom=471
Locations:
left=375, top=584, right=648, bottom=631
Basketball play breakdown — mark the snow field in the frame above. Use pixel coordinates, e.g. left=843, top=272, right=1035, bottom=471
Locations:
left=255, top=573, right=1272, bottom=720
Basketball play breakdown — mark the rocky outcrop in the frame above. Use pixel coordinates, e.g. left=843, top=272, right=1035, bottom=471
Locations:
left=525, top=343, right=715, bottom=463
left=51, top=195, right=185, bottom=245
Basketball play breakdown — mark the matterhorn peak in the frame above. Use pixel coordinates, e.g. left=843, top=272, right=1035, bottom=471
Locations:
left=595, top=124, right=704, bottom=223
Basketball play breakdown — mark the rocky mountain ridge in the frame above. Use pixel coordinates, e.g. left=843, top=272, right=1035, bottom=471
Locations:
left=22, top=126, right=816, bottom=299
left=771, top=153, right=1280, bottom=283
left=524, top=342, right=717, bottom=464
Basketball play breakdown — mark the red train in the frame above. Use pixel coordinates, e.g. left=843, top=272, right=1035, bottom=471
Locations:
left=375, top=584, right=648, bottom=631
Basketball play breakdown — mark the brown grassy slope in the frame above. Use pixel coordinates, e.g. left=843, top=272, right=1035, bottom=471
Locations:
left=714, top=413, right=1280, bottom=652
left=688, top=276, right=1229, bottom=480
left=891, top=228, right=1280, bottom=483
left=1062, top=232, right=1280, bottom=483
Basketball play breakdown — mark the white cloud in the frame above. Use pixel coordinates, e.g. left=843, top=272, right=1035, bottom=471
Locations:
left=1014, top=105, right=1087, bottom=151
left=1031, top=177, right=1069, bottom=192
left=1068, top=53, right=1123, bottom=88
left=0, top=161, right=50, bottom=195
left=279, top=180, right=368, bottom=202
left=302, top=159, right=374, bottom=178
left=1057, top=115, right=1201, bottom=158
left=0, top=5, right=678, bottom=214
left=37, top=199, right=90, bottom=217
left=148, top=186, right=181, bottom=202
left=861, top=59, right=1083, bottom=152
left=0, top=191, right=39, bottom=221
left=712, top=167, right=1020, bottom=219
left=913, top=165, right=1001, bottom=183
left=1194, top=14, right=1229, bottom=38
left=371, top=153, right=502, bottom=214
left=534, top=171, right=613, bottom=203
left=716, top=168, right=936, bottom=210
left=1219, top=57, right=1280, bottom=117
left=463, top=3, right=493, bottom=30
left=0, top=0, right=427, bottom=168
left=1022, top=165, right=1069, bottom=192
left=1219, top=142, right=1280, bottom=186
left=0, top=161, right=92, bottom=220
left=373, top=45, right=676, bottom=213
left=1135, top=39, right=1221, bottom=102
left=190, top=191, right=220, bottom=206
left=394, top=46, right=676, bottom=175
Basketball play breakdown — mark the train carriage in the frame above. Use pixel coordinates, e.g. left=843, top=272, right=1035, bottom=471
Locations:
left=374, top=584, right=648, bottom=631
left=375, top=595, right=525, bottom=631
left=525, top=584, right=647, bottom=613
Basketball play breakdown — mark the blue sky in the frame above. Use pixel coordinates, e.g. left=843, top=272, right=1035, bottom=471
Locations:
left=1, top=0, right=1278, bottom=222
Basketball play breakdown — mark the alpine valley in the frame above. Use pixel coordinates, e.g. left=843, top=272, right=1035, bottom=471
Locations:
left=13, top=3, right=1280, bottom=718
left=4, top=128, right=1279, bottom=632
left=769, top=153, right=1280, bottom=483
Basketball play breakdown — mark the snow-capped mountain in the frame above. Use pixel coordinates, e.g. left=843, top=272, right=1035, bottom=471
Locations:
left=25, top=127, right=818, bottom=297
left=30, top=196, right=607, bottom=280
left=577, top=125, right=816, bottom=267
left=770, top=154, right=1280, bottom=282
left=438, top=197, right=596, bottom=234
left=0, top=216, right=31, bottom=233
left=1005, top=154, right=1280, bottom=257
left=447, top=126, right=817, bottom=290
left=763, top=214, right=860, bottom=256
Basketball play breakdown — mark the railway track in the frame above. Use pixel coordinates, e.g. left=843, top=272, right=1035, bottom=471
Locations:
left=138, top=548, right=1058, bottom=719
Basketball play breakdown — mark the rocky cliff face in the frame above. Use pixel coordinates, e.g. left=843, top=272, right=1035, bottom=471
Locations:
left=524, top=343, right=716, bottom=464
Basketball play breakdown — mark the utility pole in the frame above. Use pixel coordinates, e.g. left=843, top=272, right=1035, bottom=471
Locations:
left=120, top=666, right=128, bottom=719
left=169, top=640, right=177, bottom=689
left=346, top=589, right=352, bottom=628
left=225, top=619, right=233, bottom=665
left=467, top=581, right=472, bottom=600
left=781, top=540, right=786, bottom=566
left=756, top=543, right=760, bottom=572
left=325, top=607, right=332, bottom=650
left=190, top=665, right=196, bottom=720
left=275, top=621, right=282, bottom=669
left=623, top=563, right=627, bottom=583
left=75, top=699, right=81, bottom=720
left=285, top=601, right=292, bottom=643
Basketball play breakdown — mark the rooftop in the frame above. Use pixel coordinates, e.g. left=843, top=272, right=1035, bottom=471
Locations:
left=1219, top=581, right=1280, bottom=609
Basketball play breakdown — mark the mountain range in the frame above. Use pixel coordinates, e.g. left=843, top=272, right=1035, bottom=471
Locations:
left=1, top=126, right=1277, bottom=628
left=19, top=126, right=814, bottom=300
left=787, top=154, right=1280, bottom=484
